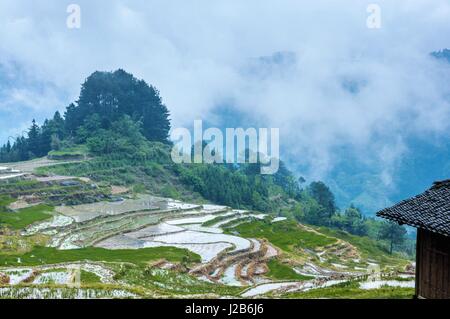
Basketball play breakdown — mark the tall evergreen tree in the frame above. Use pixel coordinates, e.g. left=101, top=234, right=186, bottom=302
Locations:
left=308, top=181, right=336, bottom=223
left=41, top=111, right=67, bottom=153
left=27, top=119, right=41, bottom=157
left=5, top=140, right=11, bottom=153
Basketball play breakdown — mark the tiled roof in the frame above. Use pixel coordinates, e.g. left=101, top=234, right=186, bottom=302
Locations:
left=376, top=180, right=450, bottom=237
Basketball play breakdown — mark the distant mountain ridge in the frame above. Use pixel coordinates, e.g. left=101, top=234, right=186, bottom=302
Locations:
left=328, top=50, right=450, bottom=215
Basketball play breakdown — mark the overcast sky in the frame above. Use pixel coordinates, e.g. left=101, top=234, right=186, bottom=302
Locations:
left=1, top=0, right=450, bottom=185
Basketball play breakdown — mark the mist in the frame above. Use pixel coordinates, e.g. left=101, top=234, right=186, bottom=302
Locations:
left=1, top=0, right=450, bottom=198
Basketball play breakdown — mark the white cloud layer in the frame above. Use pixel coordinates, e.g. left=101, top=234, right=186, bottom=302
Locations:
left=1, top=0, right=450, bottom=187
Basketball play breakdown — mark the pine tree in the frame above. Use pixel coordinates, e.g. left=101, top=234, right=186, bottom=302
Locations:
left=27, top=119, right=41, bottom=157
left=6, top=141, right=11, bottom=153
left=308, top=181, right=336, bottom=224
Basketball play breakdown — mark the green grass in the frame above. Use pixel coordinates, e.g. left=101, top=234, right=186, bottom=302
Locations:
left=316, top=227, right=410, bottom=267
left=114, top=265, right=244, bottom=297
left=47, top=145, right=88, bottom=158
left=0, top=196, right=15, bottom=207
left=0, top=246, right=200, bottom=267
left=0, top=204, right=53, bottom=230
left=227, top=219, right=336, bottom=252
left=266, top=259, right=313, bottom=281
left=80, top=270, right=102, bottom=284
left=202, top=214, right=236, bottom=227
left=34, top=158, right=204, bottom=202
left=0, top=180, right=112, bottom=207
left=160, top=185, right=181, bottom=199
left=0, top=180, right=41, bottom=192
left=279, top=281, right=414, bottom=299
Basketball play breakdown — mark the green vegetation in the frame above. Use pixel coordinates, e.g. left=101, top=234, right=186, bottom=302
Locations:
left=0, top=286, right=139, bottom=299
left=160, top=185, right=181, bottom=199
left=278, top=281, right=414, bottom=299
left=0, top=180, right=41, bottom=193
left=0, top=204, right=53, bottom=230
left=0, top=69, right=416, bottom=299
left=316, top=227, right=409, bottom=267
left=378, top=221, right=408, bottom=254
left=47, top=144, right=88, bottom=159
left=202, top=214, right=235, bottom=227
left=266, top=259, right=313, bottom=281
left=0, top=246, right=200, bottom=267
left=0, top=68, right=412, bottom=257
left=1, top=67, right=306, bottom=213
left=0, top=179, right=110, bottom=206
left=288, top=184, right=411, bottom=256
left=226, top=218, right=409, bottom=269
left=0, top=70, right=170, bottom=162
left=0, top=196, right=15, bottom=208
left=80, top=270, right=102, bottom=284
left=0, top=231, right=48, bottom=255
left=34, top=150, right=203, bottom=203
left=114, top=265, right=244, bottom=297
left=36, top=142, right=303, bottom=213
left=228, top=219, right=336, bottom=252
left=306, top=181, right=336, bottom=226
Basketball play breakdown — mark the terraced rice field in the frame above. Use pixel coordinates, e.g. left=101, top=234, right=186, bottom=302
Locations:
left=1, top=195, right=288, bottom=292
left=0, top=262, right=114, bottom=287
left=0, top=287, right=136, bottom=299
left=1, top=193, right=411, bottom=298
left=55, top=194, right=163, bottom=222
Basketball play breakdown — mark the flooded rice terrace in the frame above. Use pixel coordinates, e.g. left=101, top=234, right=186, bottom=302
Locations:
left=3, top=194, right=288, bottom=294
left=1, top=194, right=406, bottom=298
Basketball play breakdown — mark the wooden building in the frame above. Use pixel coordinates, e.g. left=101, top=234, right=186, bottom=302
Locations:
left=377, top=180, right=450, bottom=299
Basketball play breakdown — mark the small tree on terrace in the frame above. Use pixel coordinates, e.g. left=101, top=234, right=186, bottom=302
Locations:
left=379, top=221, right=407, bottom=254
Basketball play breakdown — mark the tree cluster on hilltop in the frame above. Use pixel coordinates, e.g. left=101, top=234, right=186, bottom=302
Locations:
left=0, top=69, right=171, bottom=162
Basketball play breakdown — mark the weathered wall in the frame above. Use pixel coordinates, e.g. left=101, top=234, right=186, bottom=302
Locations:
left=416, top=229, right=450, bottom=299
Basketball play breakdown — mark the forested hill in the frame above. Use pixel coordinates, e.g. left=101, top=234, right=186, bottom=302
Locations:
left=0, top=69, right=171, bottom=162
left=0, top=69, right=412, bottom=256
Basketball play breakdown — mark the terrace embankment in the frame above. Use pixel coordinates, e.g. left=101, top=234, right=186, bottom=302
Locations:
left=191, top=239, right=272, bottom=285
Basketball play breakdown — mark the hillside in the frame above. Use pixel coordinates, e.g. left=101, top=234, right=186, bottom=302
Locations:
left=0, top=170, right=413, bottom=298
left=0, top=70, right=415, bottom=299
